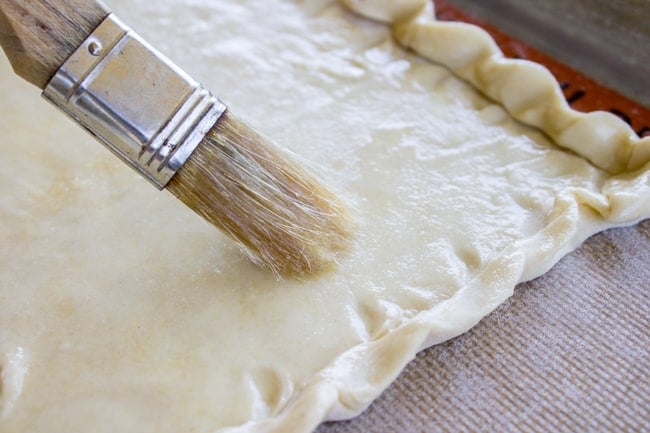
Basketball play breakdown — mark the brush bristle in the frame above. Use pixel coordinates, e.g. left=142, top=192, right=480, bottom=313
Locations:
left=166, top=111, right=351, bottom=277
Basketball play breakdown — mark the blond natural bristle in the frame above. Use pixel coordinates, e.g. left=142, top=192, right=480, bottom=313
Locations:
left=166, top=111, right=351, bottom=277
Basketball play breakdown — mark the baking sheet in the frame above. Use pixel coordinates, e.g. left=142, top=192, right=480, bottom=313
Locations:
left=438, top=0, right=650, bottom=107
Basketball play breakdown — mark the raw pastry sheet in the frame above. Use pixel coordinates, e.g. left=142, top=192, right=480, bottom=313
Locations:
left=0, top=1, right=648, bottom=432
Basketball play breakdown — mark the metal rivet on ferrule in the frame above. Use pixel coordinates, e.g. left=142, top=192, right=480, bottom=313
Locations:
left=87, top=40, right=103, bottom=56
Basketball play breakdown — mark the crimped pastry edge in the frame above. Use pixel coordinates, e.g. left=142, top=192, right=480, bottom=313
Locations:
left=344, top=0, right=650, bottom=174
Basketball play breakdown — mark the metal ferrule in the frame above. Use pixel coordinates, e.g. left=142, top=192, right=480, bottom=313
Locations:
left=43, top=14, right=226, bottom=189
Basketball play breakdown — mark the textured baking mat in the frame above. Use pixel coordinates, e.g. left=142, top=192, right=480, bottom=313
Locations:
left=318, top=1, right=649, bottom=432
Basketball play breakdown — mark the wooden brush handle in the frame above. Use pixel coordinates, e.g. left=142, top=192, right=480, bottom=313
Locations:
left=0, top=0, right=109, bottom=89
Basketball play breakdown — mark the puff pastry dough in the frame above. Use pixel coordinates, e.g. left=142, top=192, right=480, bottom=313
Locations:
left=0, top=1, right=648, bottom=432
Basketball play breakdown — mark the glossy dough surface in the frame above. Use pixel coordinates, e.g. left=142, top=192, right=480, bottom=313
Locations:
left=0, top=1, right=648, bottom=432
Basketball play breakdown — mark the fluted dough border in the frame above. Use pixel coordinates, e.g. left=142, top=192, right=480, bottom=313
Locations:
left=343, top=0, right=650, bottom=175
left=226, top=1, right=650, bottom=432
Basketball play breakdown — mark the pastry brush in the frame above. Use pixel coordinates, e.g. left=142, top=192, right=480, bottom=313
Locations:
left=0, top=0, right=350, bottom=276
